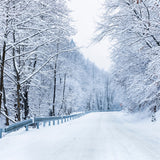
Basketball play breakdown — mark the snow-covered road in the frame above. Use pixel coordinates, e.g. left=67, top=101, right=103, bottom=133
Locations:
left=0, top=112, right=160, bottom=160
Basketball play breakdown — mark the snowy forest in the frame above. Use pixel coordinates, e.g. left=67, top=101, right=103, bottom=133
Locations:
left=97, top=0, right=160, bottom=116
left=0, top=0, right=114, bottom=126
left=1, top=0, right=160, bottom=127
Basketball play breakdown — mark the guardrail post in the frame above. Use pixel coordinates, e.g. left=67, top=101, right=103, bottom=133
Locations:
left=43, top=122, right=45, bottom=127
left=70, top=117, right=71, bottom=120
left=0, top=128, right=2, bottom=139
left=57, top=119, right=59, bottom=125
left=25, top=125, right=29, bottom=131
left=36, top=123, right=39, bottom=129
left=64, top=118, right=66, bottom=122
left=61, top=118, right=63, bottom=124
left=53, top=120, right=55, bottom=125
left=49, top=121, right=51, bottom=126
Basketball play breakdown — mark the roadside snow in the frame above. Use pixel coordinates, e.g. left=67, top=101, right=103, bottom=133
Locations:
left=0, top=112, right=160, bottom=160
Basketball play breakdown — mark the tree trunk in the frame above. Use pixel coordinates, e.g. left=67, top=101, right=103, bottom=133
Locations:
left=12, top=31, right=21, bottom=121
left=23, top=87, right=29, bottom=120
left=0, top=41, right=6, bottom=112
left=3, top=86, right=9, bottom=125
left=52, top=43, right=59, bottom=116
left=17, top=82, right=21, bottom=121
left=106, top=78, right=110, bottom=110
left=61, top=73, right=67, bottom=114
left=0, top=2, right=9, bottom=114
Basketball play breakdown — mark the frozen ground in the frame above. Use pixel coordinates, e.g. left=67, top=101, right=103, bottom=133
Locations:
left=0, top=112, right=160, bottom=160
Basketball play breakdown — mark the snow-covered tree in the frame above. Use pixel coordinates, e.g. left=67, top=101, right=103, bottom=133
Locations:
left=97, top=0, right=160, bottom=115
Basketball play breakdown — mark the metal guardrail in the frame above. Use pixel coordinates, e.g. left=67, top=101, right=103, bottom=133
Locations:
left=34, top=113, right=84, bottom=129
left=4, top=119, right=33, bottom=133
left=0, top=110, right=121, bottom=139
left=0, top=112, right=86, bottom=139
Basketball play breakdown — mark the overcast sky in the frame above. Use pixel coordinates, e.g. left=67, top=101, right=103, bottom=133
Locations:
left=68, top=0, right=112, bottom=71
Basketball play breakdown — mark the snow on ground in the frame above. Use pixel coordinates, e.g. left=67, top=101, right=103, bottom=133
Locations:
left=0, top=112, right=160, bottom=160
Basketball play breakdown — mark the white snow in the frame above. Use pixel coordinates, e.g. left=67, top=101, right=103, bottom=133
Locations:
left=0, top=112, right=160, bottom=160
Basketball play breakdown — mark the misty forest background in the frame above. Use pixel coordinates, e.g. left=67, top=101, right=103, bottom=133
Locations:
left=0, top=0, right=160, bottom=126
